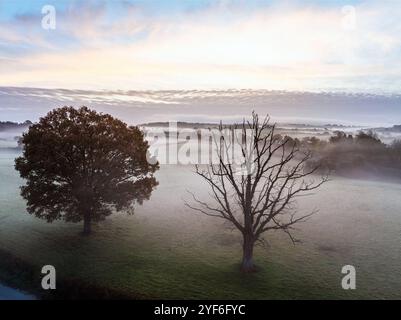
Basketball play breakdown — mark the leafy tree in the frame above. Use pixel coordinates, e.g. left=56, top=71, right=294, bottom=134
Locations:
left=329, top=131, right=348, bottom=144
left=355, top=130, right=382, bottom=146
left=15, top=106, right=158, bottom=235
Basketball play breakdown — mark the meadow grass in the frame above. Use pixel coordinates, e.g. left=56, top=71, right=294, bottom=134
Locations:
left=1, top=150, right=401, bottom=299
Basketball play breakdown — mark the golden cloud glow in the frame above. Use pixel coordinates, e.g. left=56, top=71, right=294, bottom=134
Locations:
left=1, top=2, right=401, bottom=91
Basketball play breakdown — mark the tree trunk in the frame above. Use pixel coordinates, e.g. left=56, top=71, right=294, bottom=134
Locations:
left=83, top=213, right=92, bottom=235
left=241, top=233, right=255, bottom=273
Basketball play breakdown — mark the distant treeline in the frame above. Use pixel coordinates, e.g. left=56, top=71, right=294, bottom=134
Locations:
left=0, top=120, right=32, bottom=131
left=279, top=130, right=401, bottom=179
left=376, top=125, right=401, bottom=132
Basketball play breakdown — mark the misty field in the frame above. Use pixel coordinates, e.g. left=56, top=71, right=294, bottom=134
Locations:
left=1, top=148, right=401, bottom=299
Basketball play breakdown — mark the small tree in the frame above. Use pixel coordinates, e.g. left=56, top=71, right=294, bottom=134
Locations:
left=15, top=106, right=158, bottom=235
left=186, top=113, right=327, bottom=272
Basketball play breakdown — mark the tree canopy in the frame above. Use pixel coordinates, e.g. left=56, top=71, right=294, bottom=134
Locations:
left=15, top=106, right=159, bottom=234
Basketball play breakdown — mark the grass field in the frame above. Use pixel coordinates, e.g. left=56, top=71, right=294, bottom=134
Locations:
left=1, top=148, right=401, bottom=299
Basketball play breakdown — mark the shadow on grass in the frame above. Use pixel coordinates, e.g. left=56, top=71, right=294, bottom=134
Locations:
left=0, top=249, right=146, bottom=299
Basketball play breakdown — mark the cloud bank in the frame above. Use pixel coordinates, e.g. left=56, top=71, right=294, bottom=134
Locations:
left=0, top=0, right=401, bottom=92
left=1, top=87, right=401, bottom=127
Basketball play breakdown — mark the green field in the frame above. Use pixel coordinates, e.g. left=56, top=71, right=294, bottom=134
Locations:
left=1, top=149, right=401, bottom=299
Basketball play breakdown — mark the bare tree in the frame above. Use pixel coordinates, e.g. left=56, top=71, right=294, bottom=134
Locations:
left=186, top=113, right=328, bottom=273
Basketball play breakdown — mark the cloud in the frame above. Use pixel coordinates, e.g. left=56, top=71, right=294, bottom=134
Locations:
left=0, top=0, right=401, bottom=91
left=2, top=86, right=401, bottom=127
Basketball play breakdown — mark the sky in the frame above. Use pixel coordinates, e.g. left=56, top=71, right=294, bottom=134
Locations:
left=1, top=0, right=401, bottom=92
left=2, top=87, right=401, bottom=126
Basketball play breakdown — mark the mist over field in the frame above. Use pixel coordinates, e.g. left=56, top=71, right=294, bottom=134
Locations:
left=1, top=101, right=401, bottom=298
left=1, top=136, right=401, bottom=298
